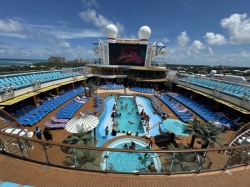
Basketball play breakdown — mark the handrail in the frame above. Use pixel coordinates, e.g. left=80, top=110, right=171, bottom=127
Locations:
left=0, top=109, right=24, bottom=129
left=1, top=130, right=250, bottom=153
left=226, top=122, right=250, bottom=146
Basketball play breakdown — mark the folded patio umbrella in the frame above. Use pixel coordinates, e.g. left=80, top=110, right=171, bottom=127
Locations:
left=65, top=114, right=99, bottom=133
left=161, top=119, right=189, bottom=136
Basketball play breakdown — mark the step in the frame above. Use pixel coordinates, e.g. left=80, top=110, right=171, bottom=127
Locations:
left=0, top=123, right=11, bottom=129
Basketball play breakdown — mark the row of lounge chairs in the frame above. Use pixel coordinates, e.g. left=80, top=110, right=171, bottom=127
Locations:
left=16, top=87, right=85, bottom=126
left=100, top=84, right=124, bottom=90
left=167, top=93, right=239, bottom=129
left=150, top=96, right=166, bottom=115
left=56, top=99, right=84, bottom=119
left=0, top=71, right=81, bottom=92
left=154, top=93, right=194, bottom=122
left=130, top=87, right=155, bottom=94
left=43, top=116, right=69, bottom=129
left=181, top=77, right=250, bottom=100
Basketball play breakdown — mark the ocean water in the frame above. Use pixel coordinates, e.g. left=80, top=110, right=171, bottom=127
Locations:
left=0, top=58, right=48, bottom=67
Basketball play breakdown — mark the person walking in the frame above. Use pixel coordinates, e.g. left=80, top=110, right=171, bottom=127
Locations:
left=43, top=127, right=53, bottom=147
left=33, top=127, right=42, bottom=140
left=105, top=126, right=109, bottom=138
left=148, top=137, right=154, bottom=149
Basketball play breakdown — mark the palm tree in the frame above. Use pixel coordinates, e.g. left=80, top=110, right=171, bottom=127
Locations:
left=198, top=123, right=224, bottom=149
left=163, top=80, right=172, bottom=92
left=183, top=119, right=224, bottom=149
left=63, top=131, right=93, bottom=145
left=164, top=143, right=199, bottom=172
left=82, top=79, right=96, bottom=97
left=182, top=118, right=204, bottom=149
left=63, top=132, right=103, bottom=169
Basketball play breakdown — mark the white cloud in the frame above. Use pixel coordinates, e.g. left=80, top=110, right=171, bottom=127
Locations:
left=26, top=28, right=71, bottom=47
left=220, top=13, right=250, bottom=44
left=204, top=32, right=227, bottom=45
left=50, top=29, right=104, bottom=39
left=75, top=45, right=87, bottom=54
left=168, top=48, right=175, bottom=53
left=163, top=38, right=170, bottom=42
left=241, top=51, right=250, bottom=57
left=0, top=18, right=23, bottom=32
left=208, top=47, right=213, bottom=55
left=157, top=42, right=164, bottom=46
left=44, top=47, right=56, bottom=52
left=190, top=40, right=204, bottom=53
left=0, top=18, right=71, bottom=48
left=0, top=32, right=26, bottom=39
left=82, top=0, right=99, bottom=8
left=78, top=9, right=124, bottom=31
left=177, top=31, right=190, bottom=47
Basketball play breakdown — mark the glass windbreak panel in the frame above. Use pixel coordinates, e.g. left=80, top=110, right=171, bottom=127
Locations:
left=167, top=151, right=199, bottom=174
left=139, top=151, right=163, bottom=174
left=164, top=152, right=174, bottom=173
left=1, top=134, right=22, bottom=157
left=103, top=150, right=141, bottom=173
left=28, top=141, right=48, bottom=163
left=201, top=150, right=229, bottom=171
left=46, top=144, right=74, bottom=168
left=227, top=147, right=250, bottom=168
left=74, top=148, right=103, bottom=172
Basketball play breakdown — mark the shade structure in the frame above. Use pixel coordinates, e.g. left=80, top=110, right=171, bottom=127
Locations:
left=161, top=118, right=189, bottom=136
left=65, top=114, right=99, bottom=133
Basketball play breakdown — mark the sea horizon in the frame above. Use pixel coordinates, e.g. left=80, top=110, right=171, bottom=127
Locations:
left=0, top=58, right=48, bottom=67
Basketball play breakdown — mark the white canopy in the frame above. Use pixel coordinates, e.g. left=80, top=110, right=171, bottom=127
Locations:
left=65, top=114, right=99, bottom=133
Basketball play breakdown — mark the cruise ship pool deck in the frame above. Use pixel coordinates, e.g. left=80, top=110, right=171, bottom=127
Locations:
left=0, top=88, right=249, bottom=187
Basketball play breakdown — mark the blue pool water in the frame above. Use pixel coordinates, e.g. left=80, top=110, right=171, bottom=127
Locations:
left=115, top=96, right=144, bottom=134
left=96, top=95, right=162, bottom=147
left=101, top=138, right=161, bottom=172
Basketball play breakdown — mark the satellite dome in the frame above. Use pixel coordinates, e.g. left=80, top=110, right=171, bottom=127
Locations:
left=105, top=24, right=118, bottom=39
left=210, top=70, right=217, bottom=76
left=138, top=26, right=151, bottom=40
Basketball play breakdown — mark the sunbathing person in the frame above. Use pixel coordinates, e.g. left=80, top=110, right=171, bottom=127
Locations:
left=124, top=143, right=128, bottom=149
left=128, top=120, right=135, bottom=124
left=130, top=141, right=136, bottom=149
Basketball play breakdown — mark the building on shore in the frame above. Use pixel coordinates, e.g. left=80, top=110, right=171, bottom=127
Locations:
left=48, top=56, right=66, bottom=63
left=72, top=58, right=86, bottom=63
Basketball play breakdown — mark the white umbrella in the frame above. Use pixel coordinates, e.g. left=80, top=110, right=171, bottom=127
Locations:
left=65, top=114, right=99, bottom=133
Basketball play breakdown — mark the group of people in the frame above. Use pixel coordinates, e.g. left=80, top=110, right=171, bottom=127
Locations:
left=33, top=126, right=53, bottom=147
left=140, top=109, right=150, bottom=125
left=124, top=141, right=136, bottom=149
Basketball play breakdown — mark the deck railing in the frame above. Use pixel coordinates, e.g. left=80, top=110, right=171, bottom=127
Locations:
left=1, top=131, right=250, bottom=175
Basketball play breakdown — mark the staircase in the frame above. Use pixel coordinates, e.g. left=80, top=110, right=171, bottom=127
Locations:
left=149, top=122, right=161, bottom=131
left=224, top=122, right=250, bottom=166
left=0, top=110, right=28, bottom=157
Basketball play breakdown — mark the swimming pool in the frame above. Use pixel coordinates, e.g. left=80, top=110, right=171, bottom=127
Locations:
left=96, top=95, right=162, bottom=147
left=101, top=138, right=162, bottom=173
left=115, top=96, right=144, bottom=134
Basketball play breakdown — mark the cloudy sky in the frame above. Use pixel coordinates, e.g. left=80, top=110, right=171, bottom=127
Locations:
left=0, top=0, right=250, bottom=66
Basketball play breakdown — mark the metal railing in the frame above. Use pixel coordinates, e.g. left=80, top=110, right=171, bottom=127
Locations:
left=1, top=130, right=250, bottom=175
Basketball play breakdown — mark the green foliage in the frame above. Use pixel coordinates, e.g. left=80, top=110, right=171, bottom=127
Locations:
left=64, top=132, right=103, bottom=170
left=182, top=118, right=204, bottom=148
left=182, top=118, right=224, bottom=149
left=0, top=62, right=86, bottom=73
left=163, top=80, right=173, bottom=91
left=199, top=123, right=224, bottom=148
left=82, top=79, right=96, bottom=96
left=164, top=143, right=199, bottom=172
